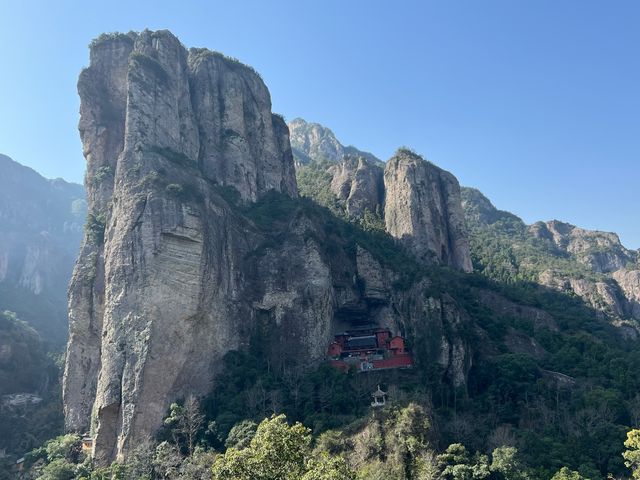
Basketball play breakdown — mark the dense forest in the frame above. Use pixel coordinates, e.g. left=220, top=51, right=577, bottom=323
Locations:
left=8, top=179, right=640, bottom=480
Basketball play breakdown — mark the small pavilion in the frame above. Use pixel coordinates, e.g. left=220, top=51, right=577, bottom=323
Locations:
left=371, top=385, right=387, bottom=407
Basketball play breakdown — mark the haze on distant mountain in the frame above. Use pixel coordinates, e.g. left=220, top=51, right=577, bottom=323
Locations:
left=2, top=20, right=640, bottom=479
left=0, top=153, right=85, bottom=345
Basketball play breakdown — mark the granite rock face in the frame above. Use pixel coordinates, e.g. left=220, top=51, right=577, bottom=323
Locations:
left=530, top=222, right=640, bottom=324
left=65, top=30, right=474, bottom=464
left=328, top=156, right=384, bottom=216
left=613, top=269, right=640, bottom=320
left=292, top=120, right=474, bottom=273
left=384, top=150, right=473, bottom=272
left=64, top=30, right=299, bottom=464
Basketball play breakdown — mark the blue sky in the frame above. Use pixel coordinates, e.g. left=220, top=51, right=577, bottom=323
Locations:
left=1, top=1, right=638, bottom=248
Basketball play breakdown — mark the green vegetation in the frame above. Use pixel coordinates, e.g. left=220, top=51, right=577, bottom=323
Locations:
left=10, top=163, right=640, bottom=478
left=624, top=429, right=640, bottom=479
left=0, top=311, right=48, bottom=395
left=89, top=32, right=135, bottom=48
left=90, top=166, right=113, bottom=187
left=85, top=212, right=106, bottom=245
left=461, top=188, right=604, bottom=285
left=24, top=403, right=605, bottom=480
left=0, top=311, right=63, bottom=458
left=188, top=48, right=264, bottom=81
left=550, top=467, right=589, bottom=480
left=296, top=159, right=345, bottom=217
left=230, top=186, right=640, bottom=478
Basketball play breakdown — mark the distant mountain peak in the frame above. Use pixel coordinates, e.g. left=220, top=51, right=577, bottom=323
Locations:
left=287, top=117, right=382, bottom=166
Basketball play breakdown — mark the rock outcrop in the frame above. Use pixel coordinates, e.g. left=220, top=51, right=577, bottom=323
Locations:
left=530, top=223, right=640, bottom=325
left=384, top=150, right=473, bottom=272
left=613, top=269, right=640, bottom=319
left=65, top=30, right=299, bottom=464
left=0, top=154, right=85, bottom=344
left=292, top=121, right=474, bottom=273
left=288, top=117, right=382, bottom=166
left=288, top=118, right=345, bottom=165
left=462, top=187, right=640, bottom=331
left=328, top=156, right=384, bottom=216
left=64, top=31, right=478, bottom=463
left=529, top=220, right=636, bottom=273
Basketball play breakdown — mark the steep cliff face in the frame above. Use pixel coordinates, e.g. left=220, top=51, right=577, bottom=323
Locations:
left=384, top=150, right=473, bottom=272
left=528, top=223, right=640, bottom=327
left=328, top=156, right=384, bottom=216
left=0, top=154, right=85, bottom=344
left=293, top=121, right=474, bottom=272
left=64, top=30, right=298, bottom=464
left=65, top=30, right=474, bottom=464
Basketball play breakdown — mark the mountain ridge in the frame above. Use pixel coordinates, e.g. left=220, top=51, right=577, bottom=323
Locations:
left=0, top=153, right=85, bottom=345
left=64, top=30, right=476, bottom=463
left=2, top=31, right=636, bottom=477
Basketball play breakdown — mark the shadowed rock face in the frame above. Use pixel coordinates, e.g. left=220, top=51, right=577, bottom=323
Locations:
left=384, top=150, right=473, bottom=273
left=0, top=154, right=85, bottom=344
left=64, top=30, right=300, bottom=464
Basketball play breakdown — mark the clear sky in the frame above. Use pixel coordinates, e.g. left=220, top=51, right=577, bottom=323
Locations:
left=1, top=1, right=638, bottom=248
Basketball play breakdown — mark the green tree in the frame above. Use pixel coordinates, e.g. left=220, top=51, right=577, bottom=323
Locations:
left=386, top=403, right=432, bottom=479
left=126, top=438, right=156, bottom=480
left=225, top=420, right=257, bottom=450
left=36, top=458, right=77, bottom=480
left=164, top=395, right=204, bottom=454
left=210, top=447, right=254, bottom=480
left=438, top=444, right=490, bottom=480
left=44, top=434, right=82, bottom=463
left=623, top=429, right=640, bottom=479
left=211, top=414, right=311, bottom=480
left=153, top=441, right=182, bottom=480
left=490, top=446, right=528, bottom=480
left=179, top=447, right=217, bottom=480
left=302, top=453, right=356, bottom=480
left=550, top=467, right=589, bottom=480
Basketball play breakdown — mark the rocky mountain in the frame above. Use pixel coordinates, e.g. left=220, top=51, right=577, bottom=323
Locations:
left=288, top=117, right=382, bottom=166
left=64, top=30, right=477, bottom=464
left=384, top=150, right=473, bottom=272
left=462, top=187, right=640, bottom=334
left=61, top=30, right=640, bottom=477
left=296, top=146, right=473, bottom=272
left=0, top=154, right=85, bottom=345
left=327, top=156, right=384, bottom=217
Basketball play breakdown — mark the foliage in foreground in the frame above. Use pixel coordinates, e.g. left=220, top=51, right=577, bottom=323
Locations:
left=22, top=407, right=640, bottom=480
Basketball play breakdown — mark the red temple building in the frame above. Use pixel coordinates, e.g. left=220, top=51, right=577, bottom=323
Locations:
left=327, top=327, right=414, bottom=372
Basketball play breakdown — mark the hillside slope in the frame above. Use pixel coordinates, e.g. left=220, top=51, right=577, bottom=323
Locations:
left=462, top=187, right=640, bottom=335
left=0, top=154, right=85, bottom=345
left=55, top=32, right=640, bottom=478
